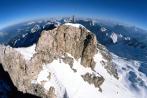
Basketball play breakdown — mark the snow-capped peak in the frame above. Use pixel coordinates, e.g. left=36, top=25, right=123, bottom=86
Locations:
left=110, top=32, right=118, bottom=43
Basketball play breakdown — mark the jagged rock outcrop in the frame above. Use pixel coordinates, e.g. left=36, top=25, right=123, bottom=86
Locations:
left=97, top=43, right=119, bottom=79
left=48, top=87, right=57, bottom=98
left=36, top=24, right=97, bottom=68
left=0, top=46, right=54, bottom=98
left=81, top=72, right=104, bottom=92
left=0, top=45, right=28, bottom=92
left=0, top=23, right=118, bottom=98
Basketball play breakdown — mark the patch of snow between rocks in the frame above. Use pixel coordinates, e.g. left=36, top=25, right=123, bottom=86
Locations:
left=15, top=44, right=36, bottom=61
left=32, top=51, right=140, bottom=98
left=64, top=23, right=91, bottom=32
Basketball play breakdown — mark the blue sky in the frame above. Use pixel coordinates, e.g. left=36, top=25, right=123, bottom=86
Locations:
left=0, top=0, right=147, bottom=30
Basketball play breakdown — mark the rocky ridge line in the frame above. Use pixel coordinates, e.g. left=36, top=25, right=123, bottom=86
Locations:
left=0, top=23, right=118, bottom=98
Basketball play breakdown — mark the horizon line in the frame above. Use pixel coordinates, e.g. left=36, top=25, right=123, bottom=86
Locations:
left=0, top=16, right=146, bottom=31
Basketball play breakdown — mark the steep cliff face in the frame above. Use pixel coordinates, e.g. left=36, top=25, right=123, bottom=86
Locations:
left=0, top=23, right=118, bottom=98
left=0, top=45, right=28, bottom=92
left=36, top=23, right=97, bottom=68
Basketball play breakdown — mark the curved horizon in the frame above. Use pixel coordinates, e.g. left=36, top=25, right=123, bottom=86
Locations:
left=0, top=0, right=147, bottom=30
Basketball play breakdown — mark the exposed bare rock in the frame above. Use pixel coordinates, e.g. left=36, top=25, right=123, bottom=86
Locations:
left=0, top=45, right=56, bottom=98
left=47, top=87, right=57, bottom=98
left=0, top=45, right=28, bottom=92
left=0, top=24, right=98, bottom=97
left=61, top=54, right=74, bottom=68
left=28, top=84, right=47, bottom=97
left=36, top=24, right=97, bottom=68
left=0, top=23, right=118, bottom=98
left=97, top=43, right=119, bottom=79
left=81, top=72, right=104, bottom=92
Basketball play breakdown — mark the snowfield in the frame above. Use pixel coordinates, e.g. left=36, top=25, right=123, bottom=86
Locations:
left=30, top=51, right=145, bottom=98
left=111, top=53, right=147, bottom=98
left=13, top=22, right=147, bottom=98
left=15, top=43, right=146, bottom=98
left=64, top=23, right=85, bottom=28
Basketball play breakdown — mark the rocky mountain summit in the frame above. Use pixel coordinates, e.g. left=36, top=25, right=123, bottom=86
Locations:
left=0, top=23, right=119, bottom=98
left=0, top=16, right=147, bottom=98
left=36, top=23, right=97, bottom=68
left=0, top=23, right=146, bottom=98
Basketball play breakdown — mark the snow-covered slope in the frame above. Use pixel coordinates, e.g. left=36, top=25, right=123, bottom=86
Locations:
left=14, top=42, right=146, bottom=98
left=11, top=23, right=147, bottom=98
left=29, top=51, right=145, bottom=98
left=64, top=23, right=85, bottom=28
left=1, top=22, right=146, bottom=98
left=112, top=53, right=147, bottom=98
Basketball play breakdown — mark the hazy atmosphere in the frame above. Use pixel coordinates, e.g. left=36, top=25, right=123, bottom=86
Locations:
left=0, top=0, right=147, bottom=30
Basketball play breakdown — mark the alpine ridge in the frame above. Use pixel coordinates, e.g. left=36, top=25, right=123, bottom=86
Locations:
left=0, top=23, right=146, bottom=98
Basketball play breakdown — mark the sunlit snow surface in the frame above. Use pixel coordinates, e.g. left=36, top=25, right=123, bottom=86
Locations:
left=30, top=50, right=147, bottom=98
left=64, top=23, right=85, bottom=28
left=12, top=25, right=146, bottom=98
left=15, top=44, right=36, bottom=60
left=111, top=53, right=147, bottom=98
left=13, top=28, right=147, bottom=98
